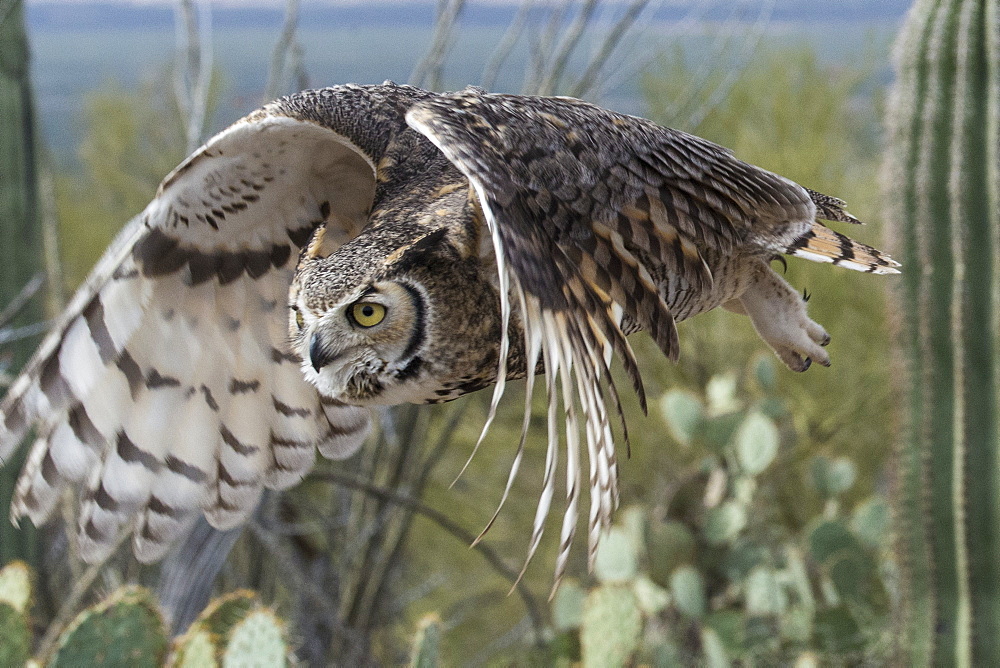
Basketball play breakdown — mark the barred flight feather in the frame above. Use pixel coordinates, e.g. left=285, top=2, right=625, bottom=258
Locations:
left=452, top=176, right=513, bottom=485
left=785, top=222, right=901, bottom=274
left=473, top=302, right=543, bottom=545
left=2, top=107, right=379, bottom=562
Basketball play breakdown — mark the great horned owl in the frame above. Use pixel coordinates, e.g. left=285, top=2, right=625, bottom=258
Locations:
left=0, top=83, right=897, bottom=584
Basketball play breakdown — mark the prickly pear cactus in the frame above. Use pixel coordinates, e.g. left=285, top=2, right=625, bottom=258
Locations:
left=170, top=628, right=218, bottom=668
left=409, top=613, right=443, bottom=668
left=50, top=587, right=168, bottom=668
left=0, top=561, right=32, bottom=667
left=884, top=0, right=1000, bottom=664
left=0, top=577, right=294, bottom=667
left=0, top=560, right=32, bottom=614
left=189, top=590, right=258, bottom=639
left=221, top=609, right=288, bottom=668
left=545, top=357, right=891, bottom=664
left=169, top=589, right=293, bottom=667
left=579, top=585, right=642, bottom=667
left=0, top=601, right=30, bottom=667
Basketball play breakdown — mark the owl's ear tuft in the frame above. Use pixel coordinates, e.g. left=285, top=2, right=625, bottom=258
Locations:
left=305, top=225, right=330, bottom=260
left=383, top=228, right=449, bottom=274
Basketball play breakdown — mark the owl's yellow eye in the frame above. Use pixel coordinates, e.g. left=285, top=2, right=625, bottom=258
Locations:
left=294, top=309, right=305, bottom=331
left=351, top=302, right=386, bottom=328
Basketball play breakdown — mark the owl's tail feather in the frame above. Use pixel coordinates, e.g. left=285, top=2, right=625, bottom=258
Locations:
left=783, top=222, right=900, bottom=274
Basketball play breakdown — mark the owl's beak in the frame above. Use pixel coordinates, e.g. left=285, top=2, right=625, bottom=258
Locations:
left=309, top=333, right=337, bottom=371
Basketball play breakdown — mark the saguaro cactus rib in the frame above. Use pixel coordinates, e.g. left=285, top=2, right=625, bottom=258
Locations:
left=885, top=0, right=1000, bottom=665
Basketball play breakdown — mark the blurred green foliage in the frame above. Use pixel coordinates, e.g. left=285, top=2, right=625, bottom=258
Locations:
left=36, top=42, right=896, bottom=664
left=543, top=357, right=892, bottom=665
left=638, top=44, right=893, bottom=513
left=398, top=358, right=893, bottom=666
left=54, top=78, right=182, bottom=288
left=54, top=70, right=222, bottom=288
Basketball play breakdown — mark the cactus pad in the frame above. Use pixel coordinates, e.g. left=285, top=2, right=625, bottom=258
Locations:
left=221, top=609, right=288, bottom=668
left=50, top=587, right=167, bottom=668
left=191, top=590, right=259, bottom=639
left=409, top=613, right=442, bottom=668
left=0, top=601, right=30, bottom=667
left=0, top=561, right=32, bottom=614
left=580, top=585, right=641, bottom=667
left=170, top=628, right=218, bottom=668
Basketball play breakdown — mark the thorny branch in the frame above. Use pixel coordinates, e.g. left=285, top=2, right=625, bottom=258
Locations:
left=680, top=0, right=775, bottom=128
left=0, top=273, right=43, bottom=330
left=589, top=0, right=708, bottom=100
left=523, top=0, right=570, bottom=94
left=0, top=273, right=46, bottom=382
left=481, top=0, right=535, bottom=91
left=410, top=0, right=467, bottom=90
left=38, top=168, right=65, bottom=316
left=536, top=0, right=601, bottom=95
left=0, top=322, right=48, bottom=348
left=174, top=0, right=213, bottom=153
left=249, top=520, right=341, bottom=622
left=569, top=0, right=654, bottom=99
left=312, top=469, right=547, bottom=641
left=264, top=0, right=306, bottom=101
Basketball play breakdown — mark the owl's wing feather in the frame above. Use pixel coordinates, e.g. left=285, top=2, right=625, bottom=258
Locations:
left=0, top=110, right=377, bottom=562
left=407, top=90, right=825, bottom=588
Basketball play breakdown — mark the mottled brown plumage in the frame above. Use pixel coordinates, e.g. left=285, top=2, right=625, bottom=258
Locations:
left=0, top=83, right=897, bottom=585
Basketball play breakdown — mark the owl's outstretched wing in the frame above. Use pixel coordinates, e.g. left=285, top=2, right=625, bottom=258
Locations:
left=0, top=90, right=394, bottom=563
left=406, top=90, right=849, bottom=586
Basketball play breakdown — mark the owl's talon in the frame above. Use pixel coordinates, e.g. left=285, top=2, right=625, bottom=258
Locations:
left=778, top=351, right=811, bottom=372
left=738, top=262, right=833, bottom=373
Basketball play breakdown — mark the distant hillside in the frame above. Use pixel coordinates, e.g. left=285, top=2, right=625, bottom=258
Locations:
left=27, top=0, right=911, bottom=32
left=26, top=0, right=906, bottom=161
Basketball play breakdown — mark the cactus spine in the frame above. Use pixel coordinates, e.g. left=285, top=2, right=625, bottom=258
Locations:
left=884, top=0, right=1000, bottom=665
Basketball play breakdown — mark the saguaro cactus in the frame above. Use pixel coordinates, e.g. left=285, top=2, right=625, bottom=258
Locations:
left=0, top=0, right=42, bottom=567
left=883, top=0, right=1000, bottom=665
left=0, top=0, right=41, bottom=342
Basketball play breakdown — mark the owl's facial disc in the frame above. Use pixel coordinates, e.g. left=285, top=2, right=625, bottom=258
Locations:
left=291, top=280, right=428, bottom=402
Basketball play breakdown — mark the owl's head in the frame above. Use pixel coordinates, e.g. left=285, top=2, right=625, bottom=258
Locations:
left=288, top=224, right=506, bottom=406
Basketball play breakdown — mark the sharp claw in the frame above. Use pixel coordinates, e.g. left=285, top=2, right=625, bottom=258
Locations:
left=820, top=333, right=831, bottom=347
left=801, top=357, right=812, bottom=371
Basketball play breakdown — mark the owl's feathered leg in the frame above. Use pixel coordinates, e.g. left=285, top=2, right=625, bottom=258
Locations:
left=725, top=261, right=831, bottom=372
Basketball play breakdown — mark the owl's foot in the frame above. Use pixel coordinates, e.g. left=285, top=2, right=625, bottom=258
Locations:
left=727, top=264, right=830, bottom=372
